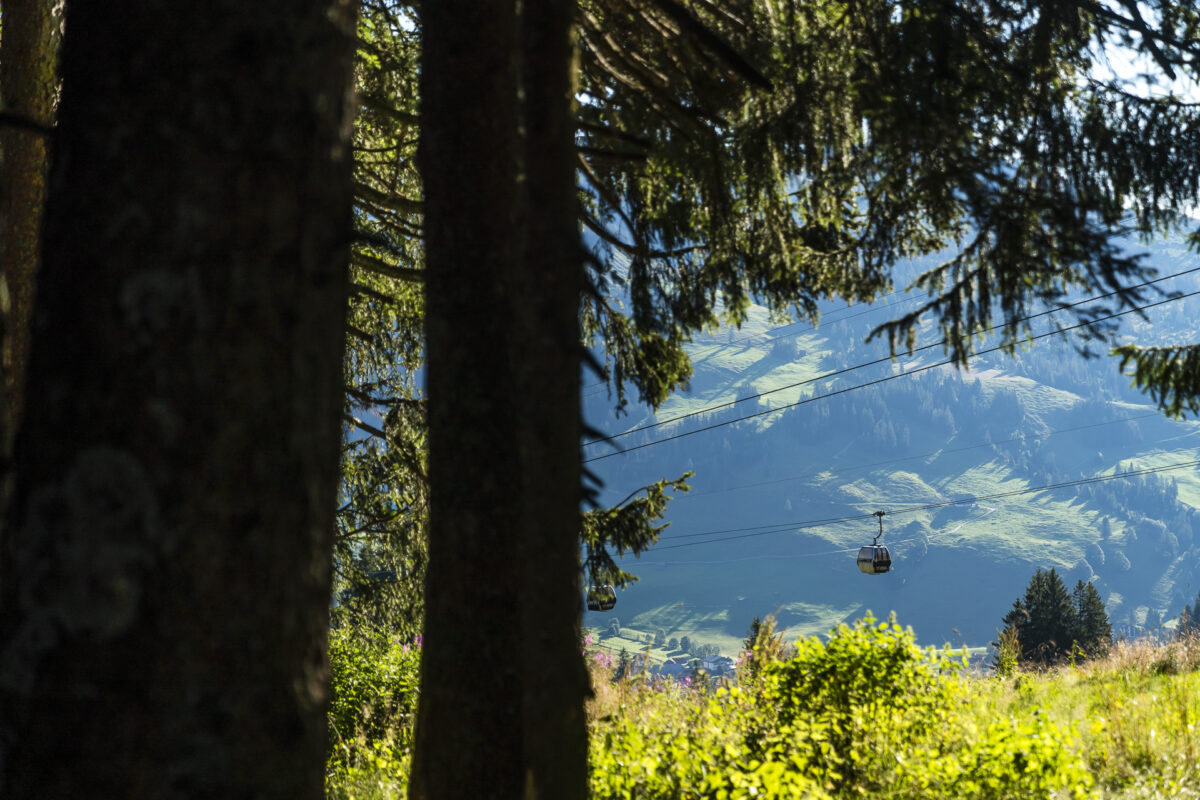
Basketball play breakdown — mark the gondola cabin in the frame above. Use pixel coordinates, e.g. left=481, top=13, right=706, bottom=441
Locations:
left=857, top=510, right=891, bottom=575
left=857, top=544, right=891, bottom=575
left=587, top=584, right=617, bottom=611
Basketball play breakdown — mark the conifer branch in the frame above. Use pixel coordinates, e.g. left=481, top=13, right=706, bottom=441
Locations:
left=351, top=251, right=425, bottom=284
left=646, top=0, right=773, bottom=90
left=360, top=92, right=420, bottom=127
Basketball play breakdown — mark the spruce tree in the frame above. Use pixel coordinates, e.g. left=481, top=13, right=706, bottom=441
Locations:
left=1072, top=580, right=1112, bottom=657
left=744, top=616, right=763, bottom=654
left=612, top=648, right=631, bottom=683
left=1005, top=568, right=1078, bottom=665
left=1178, top=590, right=1200, bottom=637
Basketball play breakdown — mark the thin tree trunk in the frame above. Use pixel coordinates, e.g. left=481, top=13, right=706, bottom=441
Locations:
left=411, top=1, right=588, bottom=797
left=515, top=2, right=590, bottom=797
left=0, top=2, right=356, bottom=797
left=411, top=2, right=524, bottom=796
left=0, top=0, right=60, bottom=437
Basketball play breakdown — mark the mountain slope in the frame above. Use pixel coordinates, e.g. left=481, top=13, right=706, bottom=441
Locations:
left=583, top=232, right=1200, bottom=655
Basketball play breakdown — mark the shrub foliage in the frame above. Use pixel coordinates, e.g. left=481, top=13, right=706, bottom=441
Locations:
left=324, top=613, right=1200, bottom=799
left=590, top=614, right=1095, bottom=799
left=326, top=626, right=421, bottom=798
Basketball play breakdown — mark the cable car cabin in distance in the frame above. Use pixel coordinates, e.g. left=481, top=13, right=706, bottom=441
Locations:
left=587, top=584, right=617, bottom=611
left=857, top=544, right=891, bottom=574
left=857, top=510, right=892, bottom=575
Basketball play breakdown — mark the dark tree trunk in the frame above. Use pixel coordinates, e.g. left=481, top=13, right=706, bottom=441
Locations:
left=0, top=0, right=60, bottom=437
left=411, top=3, right=525, bottom=795
left=514, top=2, right=590, bottom=796
left=411, top=1, right=588, bottom=798
left=0, top=2, right=356, bottom=798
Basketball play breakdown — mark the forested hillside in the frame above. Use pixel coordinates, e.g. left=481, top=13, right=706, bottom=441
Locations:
left=584, top=232, right=1200, bottom=655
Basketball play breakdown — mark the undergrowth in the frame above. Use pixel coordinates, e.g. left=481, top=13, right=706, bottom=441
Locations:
left=325, top=619, right=1200, bottom=799
left=325, top=626, right=420, bottom=800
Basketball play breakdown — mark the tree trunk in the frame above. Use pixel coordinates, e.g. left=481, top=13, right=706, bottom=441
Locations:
left=0, top=0, right=60, bottom=439
left=411, top=1, right=588, bottom=798
left=0, top=2, right=356, bottom=797
left=514, top=2, right=590, bottom=797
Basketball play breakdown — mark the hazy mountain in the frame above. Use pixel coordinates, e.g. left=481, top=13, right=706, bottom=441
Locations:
left=583, top=231, right=1200, bottom=657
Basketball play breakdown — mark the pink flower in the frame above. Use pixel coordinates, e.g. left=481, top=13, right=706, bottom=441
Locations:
left=414, top=634, right=424, bottom=648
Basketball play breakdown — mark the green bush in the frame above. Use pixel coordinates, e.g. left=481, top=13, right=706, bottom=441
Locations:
left=326, top=739, right=410, bottom=800
left=328, top=614, right=1104, bottom=798
left=754, top=614, right=963, bottom=793
left=591, top=614, right=1096, bottom=799
left=328, top=623, right=422, bottom=762
left=589, top=682, right=828, bottom=799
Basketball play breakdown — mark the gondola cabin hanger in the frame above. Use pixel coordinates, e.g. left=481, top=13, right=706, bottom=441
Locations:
left=584, top=550, right=618, bottom=611
left=586, top=584, right=617, bottom=611
left=857, top=510, right=891, bottom=575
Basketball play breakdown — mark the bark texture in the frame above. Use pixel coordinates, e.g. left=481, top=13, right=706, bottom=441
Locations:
left=411, top=1, right=589, bottom=798
left=0, top=0, right=60, bottom=435
left=0, top=2, right=356, bottom=798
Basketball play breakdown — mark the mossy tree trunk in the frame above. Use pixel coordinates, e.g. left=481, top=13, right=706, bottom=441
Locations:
left=0, top=2, right=356, bottom=797
left=411, top=1, right=589, bottom=797
left=0, top=0, right=60, bottom=437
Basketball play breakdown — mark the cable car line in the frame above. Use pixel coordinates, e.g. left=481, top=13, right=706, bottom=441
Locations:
left=579, top=288, right=919, bottom=396
left=644, top=457, right=1200, bottom=552
left=669, top=409, right=1171, bottom=502
left=641, top=504, right=1000, bottom=565
left=659, top=511, right=878, bottom=542
left=649, top=409, right=1176, bottom=537
left=684, top=293, right=920, bottom=361
left=639, top=546, right=866, bottom=566
left=583, top=265, right=1200, bottom=449
left=583, top=285, right=1200, bottom=464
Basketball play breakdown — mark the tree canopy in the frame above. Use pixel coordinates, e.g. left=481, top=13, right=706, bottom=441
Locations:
left=333, top=3, right=1200, bottom=664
